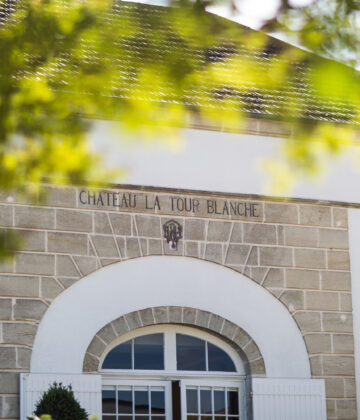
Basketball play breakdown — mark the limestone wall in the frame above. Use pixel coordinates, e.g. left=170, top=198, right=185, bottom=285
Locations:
left=0, top=184, right=355, bottom=420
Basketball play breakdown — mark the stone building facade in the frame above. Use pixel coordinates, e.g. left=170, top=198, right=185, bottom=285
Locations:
left=0, top=184, right=356, bottom=420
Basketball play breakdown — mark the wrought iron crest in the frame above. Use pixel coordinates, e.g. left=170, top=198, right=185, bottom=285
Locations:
left=163, top=220, right=183, bottom=251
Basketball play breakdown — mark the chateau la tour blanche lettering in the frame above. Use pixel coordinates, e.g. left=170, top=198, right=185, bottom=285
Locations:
left=78, top=190, right=260, bottom=219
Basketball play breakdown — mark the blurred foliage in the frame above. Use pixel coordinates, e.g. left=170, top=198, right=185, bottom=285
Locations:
left=0, top=0, right=360, bottom=255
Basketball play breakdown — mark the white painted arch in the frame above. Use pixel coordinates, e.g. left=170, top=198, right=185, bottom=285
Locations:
left=31, top=256, right=311, bottom=378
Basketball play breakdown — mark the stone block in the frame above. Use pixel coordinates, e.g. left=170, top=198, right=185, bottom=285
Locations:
left=94, top=213, right=112, bottom=234
left=116, top=237, right=126, bottom=258
left=230, top=223, right=242, bottom=243
left=325, top=377, right=345, bottom=398
left=279, top=290, right=304, bottom=312
left=260, top=247, right=292, bottom=267
left=125, top=311, right=142, bottom=330
left=18, top=230, right=46, bottom=252
left=109, top=213, right=132, bottom=236
left=207, top=221, right=232, bottom=242
left=185, top=241, right=200, bottom=258
left=321, top=271, right=351, bottom=291
left=299, top=205, right=331, bottom=226
left=169, top=306, right=182, bottom=323
left=0, top=205, right=13, bottom=227
left=58, top=277, right=77, bottom=289
left=195, top=310, right=210, bottom=328
left=1, top=395, right=19, bottom=417
left=233, top=328, right=251, bottom=348
left=48, top=232, right=88, bottom=255
left=264, top=203, right=298, bottom=224
left=185, top=219, right=206, bottom=241
left=323, top=312, right=353, bottom=333
left=205, top=243, right=222, bottom=264
left=244, top=340, right=262, bottom=362
left=250, top=357, right=266, bottom=376
left=88, top=336, right=106, bottom=357
left=304, top=333, right=331, bottom=354
left=243, top=224, right=276, bottom=245
left=0, top=257, right=14, bottom=273
left=0, top=299, right=12, bottom=320
left=0, top=275, right=39, bottom=297
left=17, top=347, right=31, bottom=368
left=319, top=228, right=349, bottom=249
left=83, top=352, right=99, bottom=372
left=97, top=324, right=116, bottom=345
left=336, top=398, right=357, bottom=419
left=333, top=207, right=347, bottom=228
left=340, top=293, right=352, bottom=311
left=91, top=235, right=120, bottom=258
left=221, top=320, right=237, bottom=340
left=0, top=372, right=18, bottom=393
left=0, top=347, right=16, bottom=368
left=293, top=311, right=322, bottom=332
left=284, top=226, right=318, bottom=247
left=326, top=399, right=335, bottom=418
left=125, top=238, right=142, bottom=259
left=73, top=256, right=98, bottom=276
left=3, top=322, right=37, bottom=345
left=148, top=239, right=163, bottom=256
left=306, top=291, right=339, bottom=311
left=15, top=206, right=55, bottom=229
left=44, top=185, right=77, bottom=207
left=16, top=253, right=55, bottom=275
left=153, top=307, right=168, bottom=324
left=226, top=244, right=252, bottom=265
left=41, top=277, right=63, bottom=299
left=183, top=307, right=196, bottom=324
left=14, top=299, right=47, bottom=321
left=249, top=267, right=268, bottom=284
left=309, top=355, right=322, bottom=375
left=294, top=249, right=326, bottom=269
left=56, top=255, right=79, bottom=277
left=323, top=355, right=355, bottom=375
left=135, top=215, right=161, bottom=238
left=333, top=334, right=354, bottom=354
left=263, top=268, right=284, bottom=288
left=345, top=378, right=357, bottom=398
left=139, top=308, right=155, bottom=326
left=327, top=250, right=350, bottom=270
left=112, top=317, right=128, bottom=336
left=208, top=314, right=224, bottom=333
left=286, top=269, right=319, bottom=289
left=56, top=209, right=92, bottom=232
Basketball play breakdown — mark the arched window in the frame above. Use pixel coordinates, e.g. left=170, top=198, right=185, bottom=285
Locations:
left=101, top=325, right=247, bottom=420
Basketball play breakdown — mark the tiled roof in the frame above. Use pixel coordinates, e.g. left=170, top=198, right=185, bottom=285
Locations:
left=1, top=0, right=359, bottom=125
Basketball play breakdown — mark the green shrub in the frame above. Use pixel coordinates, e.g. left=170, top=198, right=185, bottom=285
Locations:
left=34, top=382, right=88, bottom=420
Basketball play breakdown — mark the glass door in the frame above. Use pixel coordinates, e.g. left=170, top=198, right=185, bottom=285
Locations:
left=102, top=380, right=172, bottom=420
left=180, top=381, right=246, bottom=420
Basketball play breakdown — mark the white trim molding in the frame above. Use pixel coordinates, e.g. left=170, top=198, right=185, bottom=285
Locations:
left=31, top=256, right=311, bottom=378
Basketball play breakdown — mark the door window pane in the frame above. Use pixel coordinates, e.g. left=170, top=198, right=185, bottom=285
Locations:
left=200, top=388, right=212, bottom=414
left=102, top=340, right=132, bottom=369
left=134, top=334, right=164, bottom=370
left=102, top=389, right=116, bottom=414
left=208, top=343, right=236, bottom=372
left=118, top=387, right=133, bottom=414
left=177, top=334, right=206, bottom=371
left=214, top=389, right=226, bottom=414
left=135, top=388, right=149, bottom=414
left=151, top=389, right=165, bottom=414
left=186, top=388, right=198, bottom=414
left=227, top=390, right=239, bottom=415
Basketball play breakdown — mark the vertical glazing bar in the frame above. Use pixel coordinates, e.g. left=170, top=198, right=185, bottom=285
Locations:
left=197, top=387, right=201, bottom=420
left=131, top=340, right=135, bottom=370
left=205, top=343, right=209, bottom=372
left=149, top=387, right=151, bottom=420
left=225, top=388, right=228, bottom=420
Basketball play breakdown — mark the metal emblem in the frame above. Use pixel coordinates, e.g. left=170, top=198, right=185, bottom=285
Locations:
left=163, top=220, right=182, bottom=251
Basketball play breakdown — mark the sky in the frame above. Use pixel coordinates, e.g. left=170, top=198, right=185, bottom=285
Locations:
left=126, top=0, right=315, bottom=29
